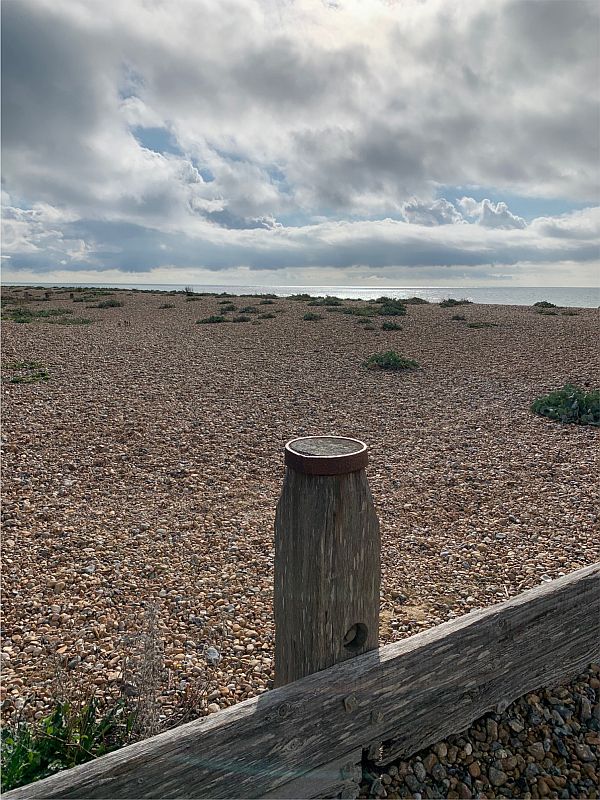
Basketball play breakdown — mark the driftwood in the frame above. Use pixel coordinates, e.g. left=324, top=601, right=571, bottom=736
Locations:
left=5, top=563, right=599, bottom=800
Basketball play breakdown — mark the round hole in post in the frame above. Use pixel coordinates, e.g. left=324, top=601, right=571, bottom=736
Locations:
left=343, top=623, right=369, bottom=651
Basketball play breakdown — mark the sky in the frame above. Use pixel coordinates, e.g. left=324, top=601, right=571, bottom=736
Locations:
left=1, top=0, right=599, bottom=287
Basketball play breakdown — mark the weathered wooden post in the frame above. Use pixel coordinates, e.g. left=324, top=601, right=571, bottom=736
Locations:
left=274, top=435, right=380, bottom=687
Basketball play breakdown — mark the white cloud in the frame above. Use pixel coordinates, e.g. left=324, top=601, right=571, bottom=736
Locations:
left=1, top=0, right=599, bottom=283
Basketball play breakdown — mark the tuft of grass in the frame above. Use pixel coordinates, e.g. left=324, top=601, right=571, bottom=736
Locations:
left=363, top=324, right=376, bottom=331
left=533, top=300, right=557, bottom=309
left=289, top=293, right=313, bottom=301
left=531, top=384, right=599, bottom=426
left=378, top=303, right=407, bottom=317
left=467, top=322, right=498, bottom=328
left=0, top=698, right=134, bottom=793
left=451, top=314, right=467, bottom=321
left=258, top=312, right=276, bottom=319
left=4, top=360, right=45, bottom=370
left=158, top=303, right=175, bottom=309
left=303, top=312, right=322, bottom=321
left=232, top=315, right=251, bottom=323
left=364, top=351, right=419, bottom=371
left=218, top=302, right=237, bottom=311
left=402, top=296, right=430, bottom=304
left=307, top=296, right=343, bottom=307
left=197, top=315, right=226, bottom=324
left=381, top=321, right=402, bottom=331
left=2, top=308, right=76, bottom=323
left=259, top=299, right=276, bottom=305
left=561, top=310, right=579, bottom=316
left=341, top=305, right=378, bottom=317
left=239, top=306, right=258, bottom=314
left=439, top=298, right=472, bottom=308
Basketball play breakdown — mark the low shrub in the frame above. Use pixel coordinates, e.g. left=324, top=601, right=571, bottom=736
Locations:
left=307, top=296, right=343, bottom=307
left=289, top=293, right=313, bottom=301
left=232, top=315, right=251, bottom=322
left=533, top=300, right=557, bottom=309
left=381, top=321, right=402, bottom=331
left=218, top=302, right=237, bottom=311
left=259, top=299, right=276, bottom=305
left=364, top=351, right=419, bottom=371
left=258, top=312, right=276, bottom=319
left=197, top=315, right=226, bottom=324
left=46, top=317, right=92, bottom=325
left=10, top=371, right=50, bottom=384
left=158, top=303, right=175, bottom=309
left=363, top=324, right=376, bottom=331
left=378, top=303, right=407, bottom=317
left=1, top=698, right=133, bottom=793
left=561, top=310, right=579, bottom=316
left=439, top=298, right=472, bottom=308
left=239, top=306, right=258, bottom=314
left=531, top=385, right=600, bottom=426
left=303, top=312, right=322, bottom=321
left=341, top=306, right=378, bottom=317
left=451, top=314, right=466, bottom=321
left=402, top=297, right=430, bottom=304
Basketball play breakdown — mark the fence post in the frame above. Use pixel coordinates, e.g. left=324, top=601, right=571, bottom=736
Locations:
left=274, top=436, right=381, bottom=688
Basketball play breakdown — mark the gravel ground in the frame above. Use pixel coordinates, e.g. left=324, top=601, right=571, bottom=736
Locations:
left=1, top=287, right=599, bottom=726
left=360, top=664, right=600, bottom=800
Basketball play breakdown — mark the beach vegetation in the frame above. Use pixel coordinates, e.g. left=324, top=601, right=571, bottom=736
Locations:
left=439, top=298, right=472, bottom=308
left=218, top=302, right=237, bottom=311
left=47, top=317, right=93, bottom=325
left=532, top=385, right=600, bottom=426
left=258, top=312, right=276, bottom=319
left=364, top=351, right=419, bottom=371
left=259, top=298, right=276, bottom=305
left=307, top=296, right=343, bottom=307
left=158, top=303, right=175, bottom=309
left=451, top=314, right=467, bottom=321
left=197, top=315, right=226, bottom=324
left=467, top=322, right=498, bottom=328
left=289, top=293, right=313, bottom=301
left=378, top=302, right=407, bottom=317
left=239, top=306, right=259, bottom=314
left=303, top=312, right=322, bottom=321
left=381, top=321, right=402, bottom=331
left=561, top=310, right=579, bottom=316
left=533, top=300, right=557, bottom=309
left=402, top=297, right=430, bottom=304
left=0, top=697, right=134, bottom=793
left=341, top=305, right=378, bottom=317
left=232, top=315, right=251, bottom=322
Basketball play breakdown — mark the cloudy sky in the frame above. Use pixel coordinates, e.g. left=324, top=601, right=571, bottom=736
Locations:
left=2, top=0, right=599, bottom=287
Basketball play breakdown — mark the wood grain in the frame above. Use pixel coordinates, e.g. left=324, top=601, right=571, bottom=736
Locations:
left=5, top=563, right=599, bottom=800
left=274, top=466, right=381, bottom=687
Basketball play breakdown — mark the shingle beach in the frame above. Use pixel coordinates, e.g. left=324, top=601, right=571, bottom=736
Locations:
left=2, top=287, right=599, bottom=738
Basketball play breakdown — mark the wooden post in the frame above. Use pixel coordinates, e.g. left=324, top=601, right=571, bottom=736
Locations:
left=274, top=436, right=380, bottom=687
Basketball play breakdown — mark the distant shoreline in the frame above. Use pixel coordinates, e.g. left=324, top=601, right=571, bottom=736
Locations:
left=2, top=283, right=599, bottom=308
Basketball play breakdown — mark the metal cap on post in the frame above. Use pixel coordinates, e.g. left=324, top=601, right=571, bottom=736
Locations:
left=274, top=435, right=381, bottom=688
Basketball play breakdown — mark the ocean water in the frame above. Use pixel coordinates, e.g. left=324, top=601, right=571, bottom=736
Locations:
left=3, top=283, right=599, bottom=308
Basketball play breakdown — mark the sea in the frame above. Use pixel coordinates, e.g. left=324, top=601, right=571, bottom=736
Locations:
left=3, top=283, right=599, bottom=308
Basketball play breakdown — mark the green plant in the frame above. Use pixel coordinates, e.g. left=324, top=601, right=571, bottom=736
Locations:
left=363, top=324, right=376, bottom=331
left=289, top=293, right=313, bottom=301
left=561, top=310, right=579, bottom=316
left=4, top=360, right=45, bottom=370
left=158, top=303, right=175, bottom=309
left=303, top=312, right=322, bottom=321
left=308, top=296, right=343, bottom=307
left=9, top=371, right=50, bottom=384
left=531, top=385, right=599, bottom=426
left=402, top=296, right=430, bottom=304
left=451, top=314, right=466, bottom=321
left=381, top=321, right=402, bottom=331
left=197, top=315, right=226, bottom=324
left=467, top=322, right=498, bottom=328
left=439, top=298, right=472, bottom=308
left=33, top=309, right=73, bottom=318
left=364, top=351, right=419, bottom=371
left=533, top=300, right=557, bottom=308
left=232, top=315, right=251, bottom=322
left=239, top=306, right=258, bottom=314
left=341, top=305, right=378, bottom=317
left=378, top=303, right=407, bottom=317
left=218, top=302, right=237, bottom=311
left=259, top=299, right=276, bottom=305
left=258, top=312, right=276, bottom=319
left=0, top=698, right=134, bottom=793
left=536, top=309, right=558, bottom=316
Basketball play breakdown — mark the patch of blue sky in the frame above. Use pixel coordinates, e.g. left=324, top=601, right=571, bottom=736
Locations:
left=190, top=159, right=215, bottom=183
left=437, top=186, right=592, bottom=221
left=132, top=126, right=182, bottom=156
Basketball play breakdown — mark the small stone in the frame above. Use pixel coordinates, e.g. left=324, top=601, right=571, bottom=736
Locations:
left=528, top=742, right=545, bottom=760
left=488, top=767, right=508, bottom=787
left=434, top=742, right=448, bottom=760
left=456, top=782, right=472, bottom=800
left=207, top=703, right=220, bottom=713
left=413, top=762, right=427, bottom=782
left=468, top=763, right=481, bottom=779
left=423, top=753, right=438, bottom=773
left=574, top=743, right=595, bottom=762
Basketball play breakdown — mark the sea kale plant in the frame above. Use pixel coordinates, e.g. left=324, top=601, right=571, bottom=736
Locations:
left=531, top=385, right=600, bottom=426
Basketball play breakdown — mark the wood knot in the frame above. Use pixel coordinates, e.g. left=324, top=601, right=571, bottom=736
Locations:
left=344, top=694, right=358, bottom=713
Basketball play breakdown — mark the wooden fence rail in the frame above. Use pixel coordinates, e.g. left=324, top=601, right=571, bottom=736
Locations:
left=6, top=562, right=599, bottom=800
